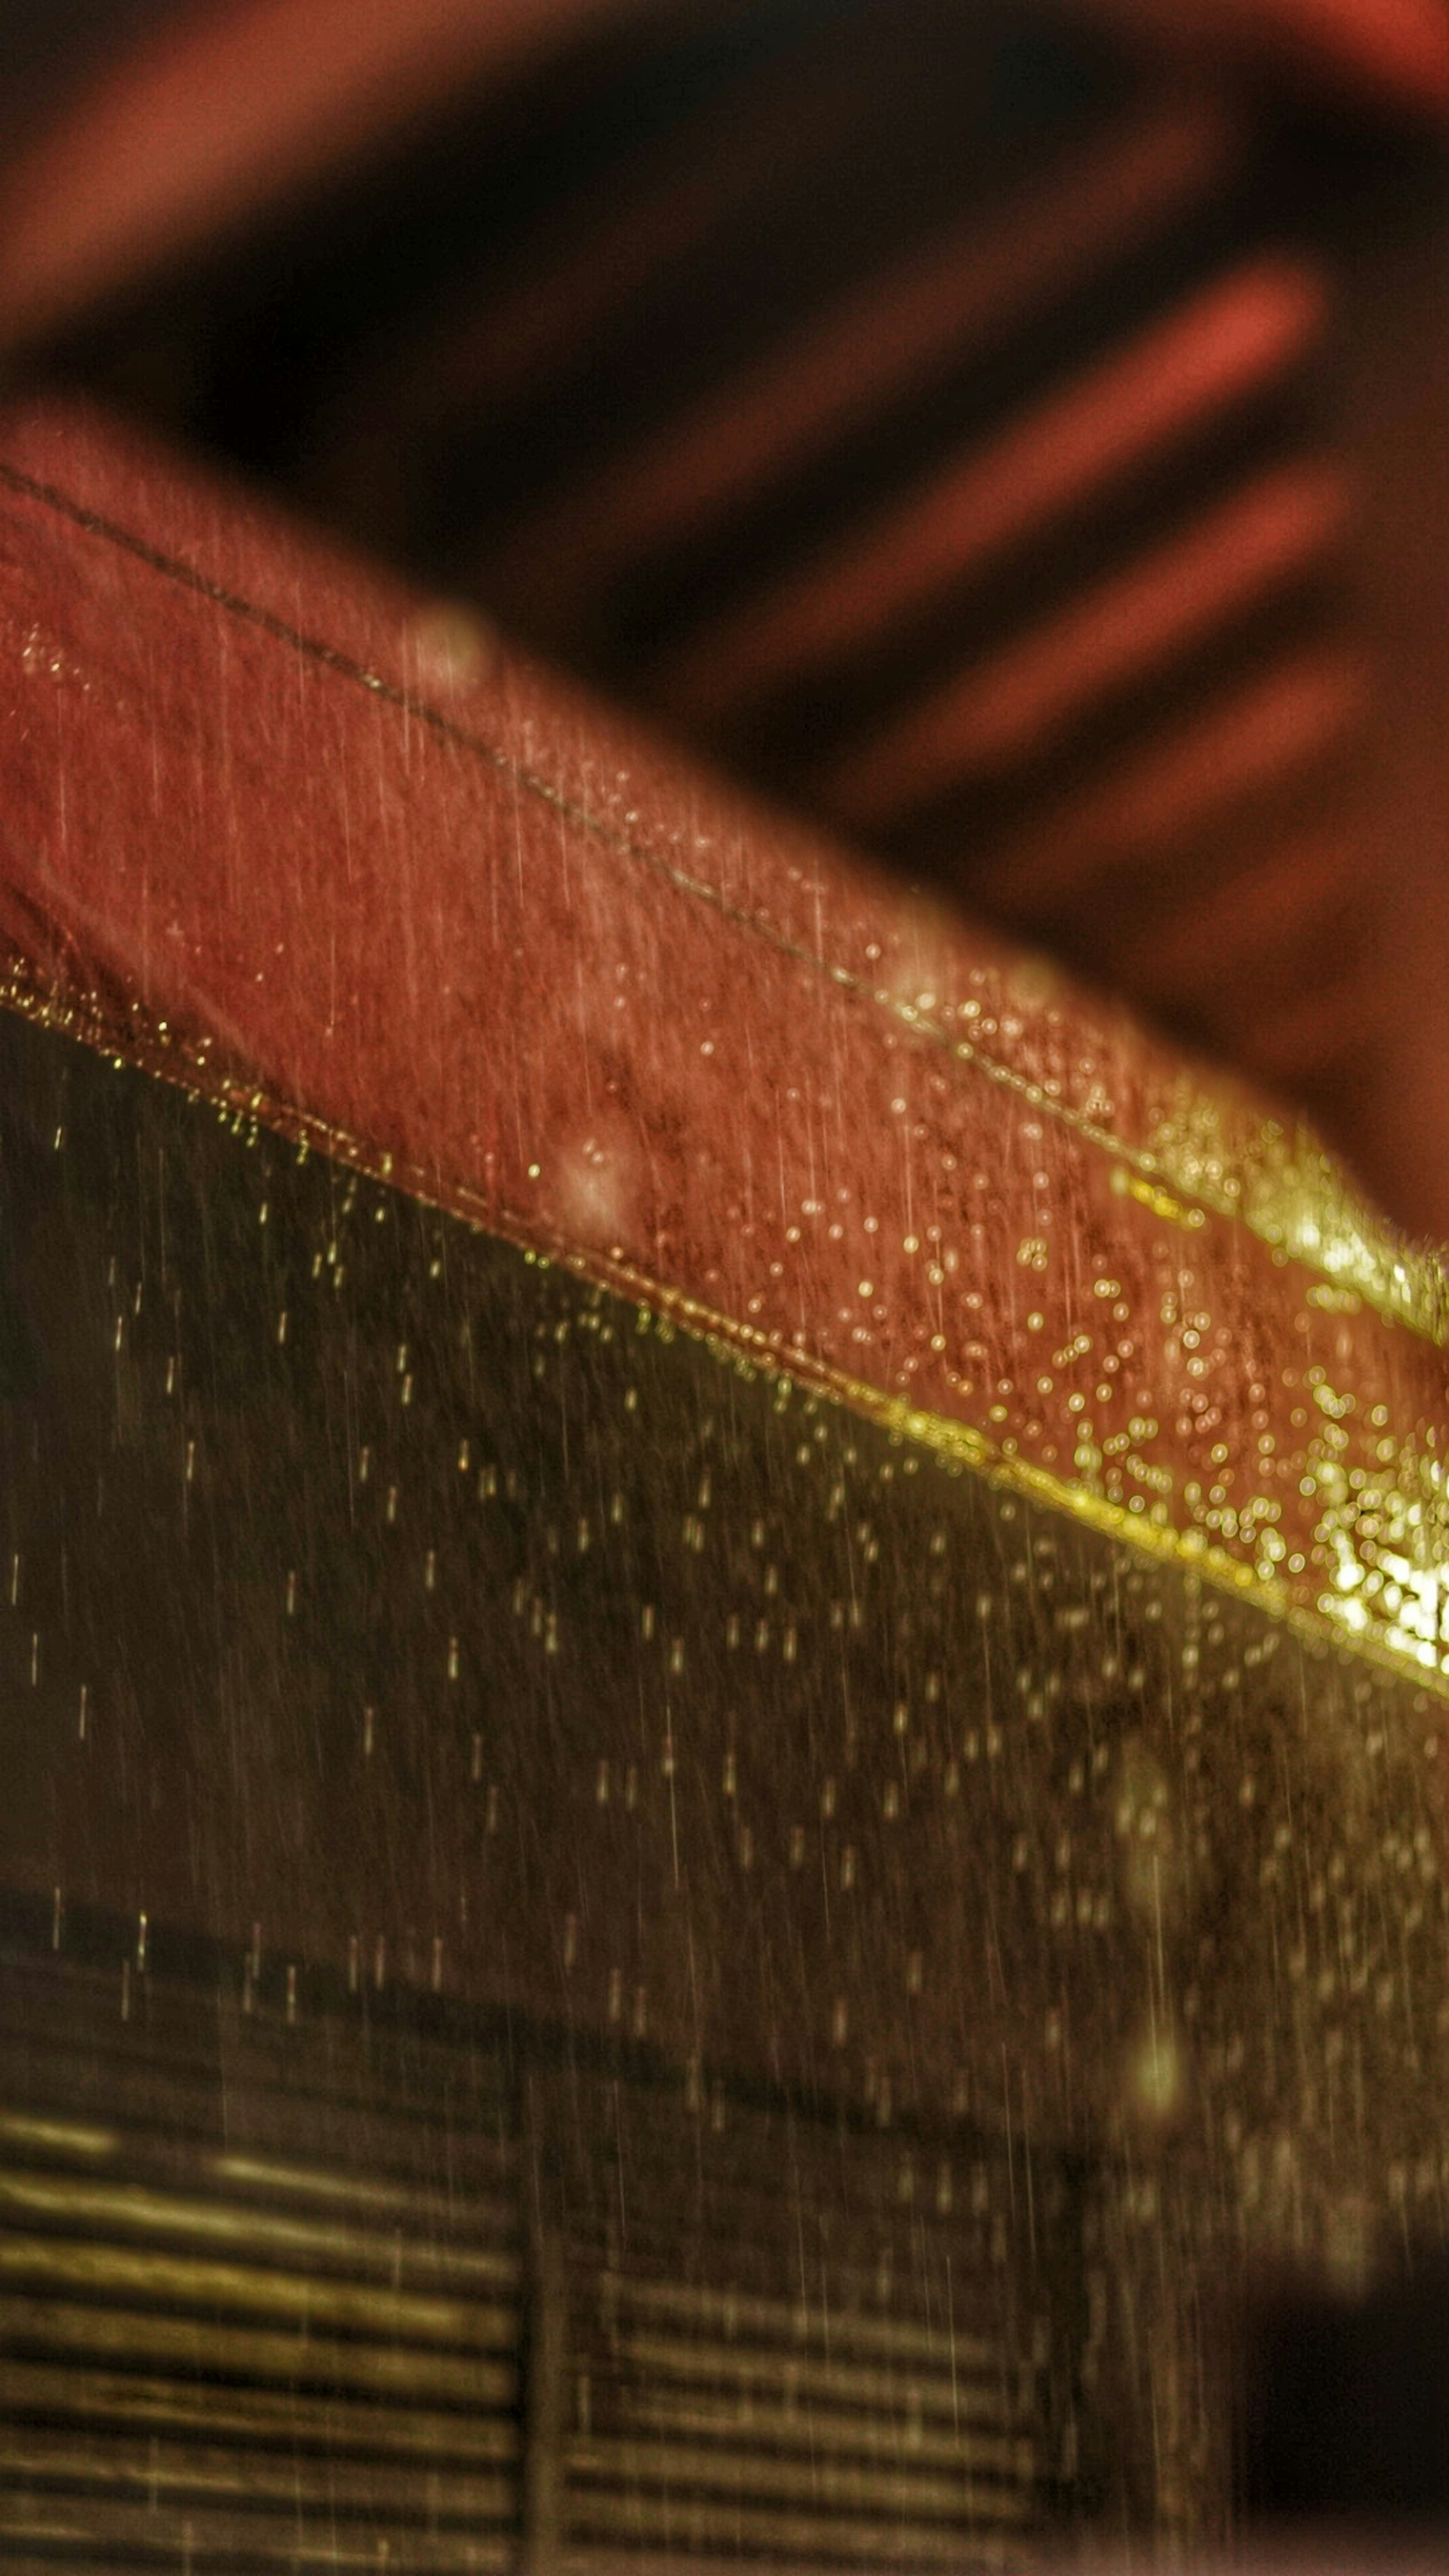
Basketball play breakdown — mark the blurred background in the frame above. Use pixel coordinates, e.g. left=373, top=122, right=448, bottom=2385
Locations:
left=7, top=1, right=1449, bottom=1238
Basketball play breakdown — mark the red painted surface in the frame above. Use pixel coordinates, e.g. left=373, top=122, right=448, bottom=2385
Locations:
left=0, top=397, right=1444, bottom=1655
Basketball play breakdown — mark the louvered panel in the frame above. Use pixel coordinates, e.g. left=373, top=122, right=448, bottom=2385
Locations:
left=0, top=1951, right=523, bottom=2573
left=569, top=2292, right=1046, bottom=2565
left=557, top=2077, right=1069, bottom=2570
left=3, top=1921, right=1088, bottom=2568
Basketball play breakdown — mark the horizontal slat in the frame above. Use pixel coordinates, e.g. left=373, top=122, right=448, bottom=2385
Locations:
left=2, top=2095, right=515, bottom=2217
left=0, top=2495, right=513, bottom=2571
left=0, top=2164, right=519, bottom=2291
left=565, top=2208, right=1032, bottom=2338
left=0, top=2115, right=518, bottom=2255
left=1, top=2429, right=516, bottom=2532
left=0, top=2235, right=517, bottom=2353
left=568, top=2432, right=1037, bottom=2522
left=583, top=2251, right=1014, bottom=2348
left=0, top=2293, right=518, bottom=2407
left=1, top=2356, right=520, bottom=2468
left=612, top=2381, right=1039, bottom=2478
left=590, top=2268, right=1008, bottom=2373
left=590, top=2328, right=1024, bottom=2427
left=566, top=2482, right=1035, bottom=2565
